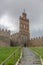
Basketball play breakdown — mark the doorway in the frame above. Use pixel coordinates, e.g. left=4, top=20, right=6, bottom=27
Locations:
left=24, top=43, right=26, bottom=47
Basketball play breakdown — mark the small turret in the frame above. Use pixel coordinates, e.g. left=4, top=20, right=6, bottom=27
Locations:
left=22, top=9, right=27, bottom=19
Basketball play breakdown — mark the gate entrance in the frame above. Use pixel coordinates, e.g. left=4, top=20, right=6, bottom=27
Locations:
left=24, top=43, right=26, bottom=47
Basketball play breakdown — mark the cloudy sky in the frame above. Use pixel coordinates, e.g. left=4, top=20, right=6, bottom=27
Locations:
left=0, top=0, right=43, bottom=38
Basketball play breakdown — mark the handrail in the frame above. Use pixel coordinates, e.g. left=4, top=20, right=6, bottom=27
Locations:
left=0, top=47, right=21, bottom=65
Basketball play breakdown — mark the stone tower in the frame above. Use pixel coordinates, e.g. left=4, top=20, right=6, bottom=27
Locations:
left=19, top=10, right=30, bottom=46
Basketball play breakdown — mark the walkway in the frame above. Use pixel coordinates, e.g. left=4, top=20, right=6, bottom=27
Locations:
left=19, top=47, right=41, bottom=65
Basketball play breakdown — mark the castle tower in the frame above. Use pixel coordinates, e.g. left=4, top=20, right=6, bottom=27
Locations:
left=19, top=10, right=30, bottom=46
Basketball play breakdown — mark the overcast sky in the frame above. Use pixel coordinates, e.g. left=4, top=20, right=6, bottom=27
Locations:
left=0, top=0, right=43, bottom=38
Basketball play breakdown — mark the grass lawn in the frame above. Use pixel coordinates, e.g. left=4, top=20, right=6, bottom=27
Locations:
left=0, top=47, right=21, bottom=65
left=30, top=47, right=43, bottom=59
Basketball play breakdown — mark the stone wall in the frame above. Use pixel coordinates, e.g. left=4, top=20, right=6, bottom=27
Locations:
left=10, top=33, right=20, bottom=46
left=0, top=28, right=43, bottom=47
left=0, top=29, right=10, bottom=46
left=31, top=37, right=43, bottom=46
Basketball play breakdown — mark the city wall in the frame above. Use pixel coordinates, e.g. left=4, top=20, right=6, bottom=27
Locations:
left=31, top=36, right=43, bottom=46
left=0, top=28, right=43, bottom=47
left=0, top=29, right=10, bottom=46
left=10, top=33, right=21, bottom=46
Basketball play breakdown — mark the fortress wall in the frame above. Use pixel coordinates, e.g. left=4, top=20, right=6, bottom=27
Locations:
left=0, top=29, right=10, bottom=37
left=10, top=33, right=21, bottom=46
left=0, top=28, right=43, bottom=47
left=0, top=29, right=10, bottom=46
left=31, top=37, right=43, bottom=46
left=0, top=40, right=10, bottom=46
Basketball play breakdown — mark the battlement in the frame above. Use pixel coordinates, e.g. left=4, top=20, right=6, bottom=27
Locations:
left=0, top=28, right=10, bottom=37
left=31, top=36, right=43, bottom=40
left=30, top=36, right=43, bottom=46
left=0, top=28, right=10, bottom=46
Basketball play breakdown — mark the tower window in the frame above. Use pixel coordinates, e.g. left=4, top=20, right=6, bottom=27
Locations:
left=24, top=24, right=25, bottom=29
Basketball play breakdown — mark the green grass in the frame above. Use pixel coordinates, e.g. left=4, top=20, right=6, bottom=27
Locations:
left=5, top=47, right=21, bottom=65
left=30, top=47, right=43, bottom=59
left=0, top=47, right=21, bottom=65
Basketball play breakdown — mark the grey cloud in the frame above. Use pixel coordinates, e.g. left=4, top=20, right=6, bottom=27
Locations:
left=0, top=0, right=43, bottom=38
left=30, top=29, right=43, bottom=38
left=0, top=0, right=41, bottom=18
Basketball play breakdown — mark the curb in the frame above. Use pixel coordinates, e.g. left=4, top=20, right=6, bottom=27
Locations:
left=0, top=48, right=19, bottom=65
left=30, top=49, right=43, bottom=65
left=40, top=57, right=43, bottom=65
left=15, top=50, right=22, bottom=65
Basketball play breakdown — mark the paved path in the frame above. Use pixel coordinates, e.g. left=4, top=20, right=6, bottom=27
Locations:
left=19, top=47, right=41, bottom=65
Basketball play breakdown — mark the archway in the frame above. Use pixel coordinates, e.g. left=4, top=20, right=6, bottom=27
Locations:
left=24, top=43, right=26, bottom=47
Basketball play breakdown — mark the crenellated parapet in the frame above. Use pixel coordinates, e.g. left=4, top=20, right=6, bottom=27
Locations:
left=31, top=36, right=43, bottom=41
left=31, top=36, right=43, bottom=46
left=0, top=28, right=10, bottom=46
left=0, top=28, right=10, bottom=37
